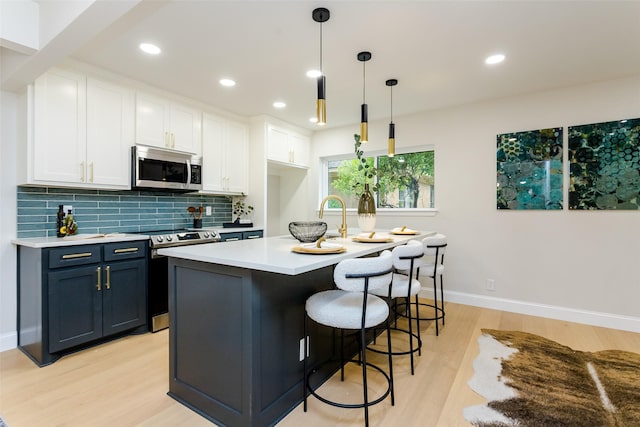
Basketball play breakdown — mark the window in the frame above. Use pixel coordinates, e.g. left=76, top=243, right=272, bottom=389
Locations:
left=323, top=147, right=435, bottom=210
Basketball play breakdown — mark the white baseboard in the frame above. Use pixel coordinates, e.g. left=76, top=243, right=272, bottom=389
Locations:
left=0, top=331, right=17, bottom=353
left=419, top=288, right=640, bottom=333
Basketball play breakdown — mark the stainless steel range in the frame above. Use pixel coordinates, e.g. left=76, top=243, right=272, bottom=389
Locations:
left=147, top=230, right=221, bottom=332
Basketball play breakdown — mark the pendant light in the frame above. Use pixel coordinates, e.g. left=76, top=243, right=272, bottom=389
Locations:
left=386, top=79, right=398, bottom=157
left=357, top=51, right=371, bottom=143
left=313, top=8, right=330, bottom=126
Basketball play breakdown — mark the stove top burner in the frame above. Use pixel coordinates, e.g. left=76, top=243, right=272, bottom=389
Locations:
left=144, top=229, right=221, bottom=249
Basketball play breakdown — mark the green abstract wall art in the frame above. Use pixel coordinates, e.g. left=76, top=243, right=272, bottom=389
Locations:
left=568, top=118, right=640, bottom=210
left=497, top=127, right=563, bottom=210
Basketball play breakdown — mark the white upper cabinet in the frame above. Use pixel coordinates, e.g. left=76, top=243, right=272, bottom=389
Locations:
left=266, top=125, right=310, bottom=168
left=26, top=68, right=133, bottom=189
left=32, top=68, right=87, bottom=184
left=135, top=92, right=202, bottom=155
left=86, top=78, right=134, bottom=187
left=202, top=113, right=248, bottom=195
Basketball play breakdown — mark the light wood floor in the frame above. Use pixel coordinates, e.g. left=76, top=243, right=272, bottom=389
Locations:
left=1, top=302, right=639, bottom=427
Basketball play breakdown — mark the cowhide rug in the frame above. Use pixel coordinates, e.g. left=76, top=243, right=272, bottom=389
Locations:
left=464, top=329, right=640, bottom=426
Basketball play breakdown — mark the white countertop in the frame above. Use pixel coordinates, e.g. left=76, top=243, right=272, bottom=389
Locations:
left=158, top=230, right=435, bottom=275
left=12, top=233, right=150, bottom=249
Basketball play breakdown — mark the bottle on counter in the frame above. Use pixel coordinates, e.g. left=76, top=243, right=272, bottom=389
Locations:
left=64, top=209, right=78, bottom=236
left=56, top=205, right=65, bottom=237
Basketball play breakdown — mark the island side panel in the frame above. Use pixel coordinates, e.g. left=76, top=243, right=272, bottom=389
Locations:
left=167, top=256, right=344, bottom=427
left=168, top=259, right=252, bottom=427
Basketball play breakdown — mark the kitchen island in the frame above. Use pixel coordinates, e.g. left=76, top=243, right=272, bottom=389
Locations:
left=158, top=231, right=433, bottom=427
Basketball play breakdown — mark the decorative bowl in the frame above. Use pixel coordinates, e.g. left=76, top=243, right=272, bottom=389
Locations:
left=288, top=221, right=328, bottom=243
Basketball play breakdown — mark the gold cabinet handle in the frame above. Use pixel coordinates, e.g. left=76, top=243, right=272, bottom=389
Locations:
left=105, top=266, right=111, bottom=290
left=80, top=161, right=85, bottom=182
left=62, top=252, right=93, bottom=260
left=89, top=161, right=94, bottom=183
left=171, top=132, right=175, bottom=148
left=246, top=235, right=261, bottom=239
left=114, top=247, right=139, bottom=254
left=165, top=131, right=169, bottom=147
left=96, top=266, right=101, bottom=291
left=225, top=237, right=240, bottom=241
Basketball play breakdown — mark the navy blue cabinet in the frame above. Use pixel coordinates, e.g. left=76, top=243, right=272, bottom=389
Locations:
left=219, top=229, right=263, bottom=242
left=18, top=240, right=148, bottom=366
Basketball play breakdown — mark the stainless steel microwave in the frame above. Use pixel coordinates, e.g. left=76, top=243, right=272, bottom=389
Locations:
left=131, top=145, right=202, bottom=191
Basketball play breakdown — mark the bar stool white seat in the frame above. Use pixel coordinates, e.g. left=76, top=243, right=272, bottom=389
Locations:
left=303, top=250, right=394, bottom=427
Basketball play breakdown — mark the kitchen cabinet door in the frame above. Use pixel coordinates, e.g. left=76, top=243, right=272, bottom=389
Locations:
left=135, top=92, right=202, bottom=154
left=101, top=258, right=146, bottom=336
left=33, top=68, right=87, bottom=184
left=135, top=92, right=169, bottom=149
left=170, top=103, right=202, bottom=154
left=289, top=132, right=310, bottom=167
left=202, top=113, right=248, bottom=194
left=267, top=125, right=290, bottom=164
left=266, top=125, right=310, bottom=168
left=86, top=78, right=134, bottom=188
left=48, top=264, right=103, bottom=353
left=202, top=114, right=225, bottom=192
left=224, top=120, right=248, bottom=193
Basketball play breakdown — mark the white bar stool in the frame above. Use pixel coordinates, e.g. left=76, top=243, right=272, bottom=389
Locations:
left=368, top=240, right=424, bottom=374
left=398, top=234, right=447, bottom=336
left=303, top=250, right=394, bottom=427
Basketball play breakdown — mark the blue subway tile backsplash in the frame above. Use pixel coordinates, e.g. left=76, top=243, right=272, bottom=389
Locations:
left=17, top=186, right=232, bottom=238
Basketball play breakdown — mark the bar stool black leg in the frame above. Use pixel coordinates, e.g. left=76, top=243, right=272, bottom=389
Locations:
left=386, top=311, right=395, bottom=405
left=433, top=277, right=439, bottom=336
left=440, top=275, right=445, bottom=326
left=303, top=314, right=308, bottom=411
left=360, top=324, right=370, bottom=426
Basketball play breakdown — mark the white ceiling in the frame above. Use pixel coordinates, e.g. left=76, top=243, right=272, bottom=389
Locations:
left=10, top=1, right=640, bottom=131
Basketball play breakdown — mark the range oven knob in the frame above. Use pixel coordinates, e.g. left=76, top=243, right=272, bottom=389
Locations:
left=155, top=236, right=164, bottom=243
left=166, top=235, right=173, bottom=241
left=203, top=232, right=210, bottom=238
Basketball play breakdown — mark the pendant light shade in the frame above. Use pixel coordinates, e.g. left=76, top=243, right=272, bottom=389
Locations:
left=386, top=79, right=398, bottom=157
left=357, top=51, right=371, bottom=143
left=313, top=8, right=330, bottom=125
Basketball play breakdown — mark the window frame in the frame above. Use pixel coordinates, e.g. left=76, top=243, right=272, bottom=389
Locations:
left=320, top=144, right=438, bottom=217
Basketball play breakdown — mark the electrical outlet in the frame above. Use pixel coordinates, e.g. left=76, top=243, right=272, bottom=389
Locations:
left=299, top=336, right=309, bottom=361
left=63, top=205, right=73, bottom=214
left=486, top=279, right=496, bottom=291
left=206, top=206, right=212, bottom=216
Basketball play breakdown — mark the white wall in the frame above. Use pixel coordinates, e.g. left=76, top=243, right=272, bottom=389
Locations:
left=0, top=91, right=18, bottom=351
left=309, top=75, right=640, bottom=332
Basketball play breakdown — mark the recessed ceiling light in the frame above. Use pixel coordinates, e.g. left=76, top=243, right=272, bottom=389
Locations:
left=139, top=43, right=161, bottom=55
left=220, top=78, right=236, bottom=87
left=306, top=69, right=322, bottom=78
left=485, top=54, right=505, bottom=65
left=273, top=101, right=286, bottom=108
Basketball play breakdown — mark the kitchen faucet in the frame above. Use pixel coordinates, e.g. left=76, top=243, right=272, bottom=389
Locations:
left=319, top=195, right=347, bottom=238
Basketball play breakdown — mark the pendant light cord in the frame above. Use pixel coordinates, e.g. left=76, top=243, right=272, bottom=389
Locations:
left=319, top=23, right=323, bottom=72
left=362, top=61, right=366, bottom=103
left=390, top=84, right=393, bottom=123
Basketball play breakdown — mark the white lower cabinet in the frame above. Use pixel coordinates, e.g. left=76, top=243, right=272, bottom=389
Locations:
left=24, top=68, right=133, bottom=189
left=202, top=113, right=248, bottom=194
